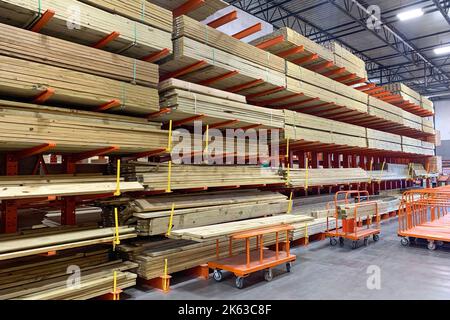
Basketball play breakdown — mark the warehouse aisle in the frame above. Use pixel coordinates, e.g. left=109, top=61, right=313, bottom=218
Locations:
left=125, top=218, right=450, bottom=300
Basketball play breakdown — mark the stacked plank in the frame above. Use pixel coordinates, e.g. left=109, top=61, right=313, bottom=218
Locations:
left=169, top=215, right=314, bottom=241
left=0, top=100, right=169, bottom=154
left=426, top=156, right=442, bottom=174
left=0, top=0, right=172, bottom=60
left=366, top=128, right=402, bottom=152
left=149, top=0, right=228, bottom=21
left=383, top=83, right=434, bottom=114
left=368, top=163, right=410, bottom=182
left=42, top=207, right=103, bottom=227
left=290, top=218, right=340, bottom=241
left=158, top=79, right=284, bottom=129
left=122, top=162, right=285, bottom=191
left=250, top=27, right=368, bottom=81
left=402, top=136, right=435, bottom=156
left=0, top=55, right=158, bottom=115
left=0, top=226, right=137, bottom=261
left=131, top=191, right=289, bottom=235
left=0, top=22, right=158, bottom=87
left=422, top=118, right=435, bottom=135
left=285, top=168, right=370, bottom=188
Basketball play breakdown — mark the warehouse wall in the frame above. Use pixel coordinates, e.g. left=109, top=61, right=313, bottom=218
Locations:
left=435, top=99, right=450, bottom=160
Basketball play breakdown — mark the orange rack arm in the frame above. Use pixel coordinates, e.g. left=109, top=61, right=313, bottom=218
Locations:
left=232, top=23, right=262, bottom=40
left=172, top=114, right=205, bottom=128
left=292, top=53, right=319, bottom=65
left=207, top=11, right=237, bottom=28
left=209, top=119, right=239, bottom=129
left=322, top=67, right=346, bottom=77
left=30, top=9, right=55, bottom=32
left=94, top=99, right=121, bottom=112
left=277, top=45, right=305, bottom=58
left=173, top=0, right=205, bottom=18
left=71, top=146, right=119, bottom=163
left=346, top=78, right=366, bottom=86
left=198, top=70, right=238, bottom=86
left=256, top=93, right=304, bottom=106
left=256, top=35, right=285, bottom=49
left=356, top=83, right=376, bottom=91
left=246, top=86, right=285, bottom=99
left=160, top=60, right=207, bottom=82
left=33, top=88, right=55, bottom=104
left=310, top=61, right=333, bottom=72
left=274, top=97, right=319, bottom=109
left=123, top=148, right=167, bottom=161
left=14, top=143, right=56, bottom=159
left=147, top=108, right=173, bottom=119
left=142, top=48, right=171, bottom=63
left=92, top=31, right=120, bottom=49
left=226, top=79, right=263, bottom=93
left=334, top=73, right=357, bottom=83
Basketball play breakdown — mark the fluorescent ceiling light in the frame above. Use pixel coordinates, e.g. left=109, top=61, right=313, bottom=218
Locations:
left=397, top=8, right=424, bottom=21
left=434, top=45, right=450, bottom=55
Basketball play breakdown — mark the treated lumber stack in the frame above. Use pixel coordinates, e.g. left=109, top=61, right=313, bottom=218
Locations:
left=250, top=27, right=368, bottom=81
left=0, top=55, right=159, bottom=115
left=366, top=128, right=402, bottom=152
left=122, top=162, right=285, bottom=191
left=0, top=174, right=144, bottom=200
left=368, top=163, right=410, bottom=182
left=150, top=0, right=228, bottom=21
left=0, top=0, right=172, bottom=60
left=158, top=79, right=284, bottom=129
left=0, top=23, right=158, bottom=87
left=402, top=136, right=435, bottom=156
left=0, top=226, right=137, bottom=261
left=422, top=118, right=435, bottom=134
left=285, top=168, right=370, bottom=188
left=0, top=260, right=137, bottom=300
left=132, top=191, right=289, bottom=235
left=0, top=100, right=169, bottom=153
left=383, top=83, right=434, bottom=113
left=169, top=215, right=314, bottom=241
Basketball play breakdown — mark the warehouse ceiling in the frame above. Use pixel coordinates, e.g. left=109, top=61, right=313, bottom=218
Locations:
left=224, top=0, right=450, bottom=98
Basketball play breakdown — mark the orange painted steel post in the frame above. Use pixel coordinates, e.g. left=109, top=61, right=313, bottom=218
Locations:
left=232, top=23, right=262, bottom=40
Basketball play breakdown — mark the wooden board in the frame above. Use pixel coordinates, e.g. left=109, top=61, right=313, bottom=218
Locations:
left=149, top=0, right=228, bottom=21
left=0, top=100, right=168, bottom=154
left=285, top=168, right=370, bottom=188
left=0, top=22, right=158, bottom=87
left=0, top=0, right=172, bottom=60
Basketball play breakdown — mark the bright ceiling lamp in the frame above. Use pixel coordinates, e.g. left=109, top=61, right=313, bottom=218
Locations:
left=397, top=8, right=424, bottom=21
left=434, top=45, right=450, bottom=55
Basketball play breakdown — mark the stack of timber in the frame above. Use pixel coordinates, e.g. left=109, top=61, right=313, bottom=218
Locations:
left=290, top=218, right=340, bottom=241
left=285, top=168, right=370, bottom=188
left=402, top=136, right=435, bottom=156
left=149, top=0, right=228, bottom=21
left=426, top=156, right=442, bottom=174
left=0, top=55, right=158, bottom=115
left=422, top=118, right=435, bottom=135
left=0, top=174, right=144, bottom=200
left=366, top=129, right=402, bottom=152
left=0, top=258, right=137, bottom=300
left=383, top=83, right=434, bottom=114
left=411, top=163, right=438, bottom=178
left=122, top=162, right=285, bottom=191
left=158, top=79, right=284, bottom=129
left=42, top=207, right=103, bottom=227
left=0, top=23, right=158, bottom=87
left=0, top=226, right=137, bottom=261
left=131, top=191, right=289, bottom=235
left=169, top=215, right=314, bottom=241
left=368, top=163, right=411, bottom=182
left=250, top=27, right=368, bottom=82
left=0, top=100, right=169, bottom=153
left=0, top=0, right=172, bottom=60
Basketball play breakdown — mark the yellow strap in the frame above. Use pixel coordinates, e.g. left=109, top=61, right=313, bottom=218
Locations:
left=205, top=125, right=209, bottom=159
left=304, top=223, right=309, bottom=245
left=113, top=207, right=120, bottom=250
left=380, top=161, right=386, bottom=183
left=166, top=161, right=172, bottom=193
left=167, top=120, right=173, bottom=152
left=163, top=258, right=168, bottom=291
left=368, top=158, right=374, bottom=184
left=287, top=191, right=293, bottom=214
left=166, top=203, right=176, bottom=236
left=114, top=159, right=121, bottom=197
left=113, top=270, right=118, bottom=300
left=305, top=158, right=309, bottom=190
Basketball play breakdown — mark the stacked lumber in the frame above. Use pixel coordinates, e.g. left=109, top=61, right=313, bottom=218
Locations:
left=0, top=100, right=169, bottom=153
left=0, top=226, right=137, bottom=261
left=368, top=163, right=410, bottom=182
left=158, top=79, right=284, bottom=129
left=0, top=259, right=137, bottom=300
left=0, top=174, right=143, bottom=200
left=290, top=218, right=340, bottom=240
left=426, top=156, right=442, bottom=174
left=0, top=23, right=158, bottom=87
left=122, top=162, right=285, bottom=191
left=422, top=118, right=435, bottom=134
left=0, top=55, right=159, bottom=115
left=285, top=168, right=370, bottom=188
left=402, top=136, right=435, bottom=156
left=383, top=83, right=434, bottom=113
left=411, top=163, right=438, bottom=178
left=131, top=191, right=289, bottom=235
left=42, top=207, right=103, bottom=227
left=150, top=0, right=228, bottom=21
left=169, top=215, right=314, bottom=241
left=250, top=27, right=367, bottom=81
left=366, top=128, right=402, bottom=152
left=0, top=0, right=172, bottom=59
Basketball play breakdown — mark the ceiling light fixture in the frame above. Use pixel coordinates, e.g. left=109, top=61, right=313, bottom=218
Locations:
left=434, top=45, right=450, bottom=55
left=397, top=8, right=424, bottom=21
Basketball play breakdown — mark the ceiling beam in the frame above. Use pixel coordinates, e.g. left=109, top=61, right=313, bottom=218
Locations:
left=432, top=0, right=450, bottom=26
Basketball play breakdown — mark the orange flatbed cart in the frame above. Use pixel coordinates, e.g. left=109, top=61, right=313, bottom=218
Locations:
left=325, top=191, right=381, bottom=249
left=398, top=186, right=450, bottom=250
left=208, top=224, right=296, bottom=289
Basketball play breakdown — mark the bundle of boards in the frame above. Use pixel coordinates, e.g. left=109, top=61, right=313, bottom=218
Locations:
left=285, top=168, right=370, bottom=188
left=158, top=79, right=285, bottom=129
left=0, top=0, right=172, bottom=60
left=383, top=83, right=434, bottom=113
left=0, top=100, right=169, bottom=154
left=131, top=190, right=289, bottom=235
left=122, top=162, right=285, bottom=191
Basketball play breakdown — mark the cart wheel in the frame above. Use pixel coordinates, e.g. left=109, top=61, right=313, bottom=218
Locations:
left=286, top=262, right=292, bottom=273
left=235, top=277, right=244, bottom=289
left=264, top=269, right=273, bottom=282
left=436, top=241, right=444, bottom=247
left=330, top=238, right=338, bottom=246
left=213, top=270, right=223, bottom=282
left=351, top=241, right=358, bottom=249
left=427, top=241, right=436, bottom=251
left=401, top=237, right=409, bottom=246
left=339, top=237, right=345, bottom=246
left=373, top=234, right=380, bottom=242
left=364, top=238, right=369, bottom=247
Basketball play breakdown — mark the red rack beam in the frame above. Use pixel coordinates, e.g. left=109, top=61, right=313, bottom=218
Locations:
left=30, top=9, right=55, bottom=32
left=356, top=83, right=376, bottom=91
left=14, top=143, right=57, bottom=160
left=240, top=124, right=262, bottom=130
left=309, top=61, right=333, bottom=72
left=346, top=78, right=367, bottom=86
left=246, top=86, right=285, bottom=100
left=255, top=35, right=285, bottom=50
left=142, top=48, right=171, bottom=63
left=172, top=114, right=205, bottom=128
left=173, top=0, right=205, bottom=18
left=94, top=99, right=121, bottom=112
left=33, top=88, right=55, bottom=104
left=92, top=31, right=120, bottom=49
left=334, top=73, right=357, bottom=83
left=322, top=67, right=346, bottom=77
left=226, top=79, right=263, bottom=93
left=147, top=108, right=172, bottom=119
left=123, top=148, right=168, bottom=161
left=232, top=23, right=262, bottom=40
left=255, top=93, right=304, bottom=106
left=277, top=45, right=305, bottom=58
left=275, top=97, right=319, bottom=110
left=208, top=119, right=239, bottom=129
left=161, top=60, right=207, bottom=82
left=292, top=54, right=318, bottom=65
left=198, top=70, right=238, bottom=86
left=207, top=10, right=238, bottom=28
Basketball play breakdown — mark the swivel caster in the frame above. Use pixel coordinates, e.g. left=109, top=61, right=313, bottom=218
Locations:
left=286, top=262, right=292, bottom=273
left=235, top=277, right=244, bottom=289
left=427, top=241, right=436, bottom=251
left=264, top=269, right=273, bottom=282
left=330, top=238, right=338, bottom=246
left=364, top=238, right=369, bottom=247
left=213, top=270, right=223, bottom=282
left=436, top=241, right=444, bottom=247
left=351, top=241, right=358, bottom=249
left=373, top=234, right=380, bottom=242
left=400, top=237, right=409, bottom=246
left=339, top=237, right=345, bottom=246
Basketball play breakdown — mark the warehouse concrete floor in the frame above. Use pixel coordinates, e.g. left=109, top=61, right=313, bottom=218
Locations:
left=125, top=218, right=450, bottom=300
